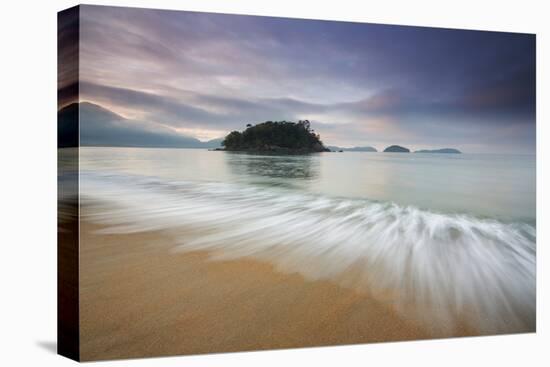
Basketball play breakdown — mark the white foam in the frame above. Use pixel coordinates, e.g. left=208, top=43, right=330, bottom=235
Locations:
left=81, top=171, right=536, bottom=335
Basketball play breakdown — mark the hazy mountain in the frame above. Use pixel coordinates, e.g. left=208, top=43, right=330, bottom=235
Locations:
left=327, top=146, right=377, bottom=152
left=58, top=102, right=223, bottom=149
left=58, top=103, right=79, bottom=148
left=414, top=148, right=462, bottom=154
left=202, top=138, right=224, bottom=148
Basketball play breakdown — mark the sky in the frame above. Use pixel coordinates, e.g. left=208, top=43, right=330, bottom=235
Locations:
left=71, top=5, right=535, bottom=153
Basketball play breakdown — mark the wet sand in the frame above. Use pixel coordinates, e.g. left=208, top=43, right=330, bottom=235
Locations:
left=80, top=221, right=434, bottom=361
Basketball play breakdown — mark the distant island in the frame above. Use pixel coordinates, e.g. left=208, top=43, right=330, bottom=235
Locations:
left=221, top=120, right=330, bottom=154
left=415, top=148, right=462, bottom=154
left=327, top=146, right=377, bottom=152
left=383, top=145, right=410, bottom=153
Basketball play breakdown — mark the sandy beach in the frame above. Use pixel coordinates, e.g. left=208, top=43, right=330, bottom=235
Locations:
left=79, top=220, right=446, bottom=361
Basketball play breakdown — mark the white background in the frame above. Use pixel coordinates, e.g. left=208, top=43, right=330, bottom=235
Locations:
left=0, top=0, right=548, bottom=365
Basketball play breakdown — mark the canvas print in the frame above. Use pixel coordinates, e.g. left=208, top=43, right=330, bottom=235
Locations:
left=58, top=5, right=536, bottom=362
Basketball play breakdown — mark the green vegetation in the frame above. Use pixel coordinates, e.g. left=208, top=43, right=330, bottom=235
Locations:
left=221, top=120, right=329, bottom=153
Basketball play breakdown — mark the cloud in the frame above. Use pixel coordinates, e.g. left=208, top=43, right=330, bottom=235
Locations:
left=75, top=5, right=536, bottom=153
left=58, top=7, right=79, bottom=106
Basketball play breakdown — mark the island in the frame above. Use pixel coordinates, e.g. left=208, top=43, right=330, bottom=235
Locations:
left=327, top=146, right=377, bottom=152
left=414, top=148, right=462, bottom=154
left=383, top=145, right=410, bottom=153
left=221, top=120, right=330, bottom=154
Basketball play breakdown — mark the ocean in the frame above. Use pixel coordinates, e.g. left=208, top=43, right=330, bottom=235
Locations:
left=78, top=147, right=536, bottom=335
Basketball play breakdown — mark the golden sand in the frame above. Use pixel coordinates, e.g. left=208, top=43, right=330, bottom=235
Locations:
left=80, top=221, right=433, bottom=361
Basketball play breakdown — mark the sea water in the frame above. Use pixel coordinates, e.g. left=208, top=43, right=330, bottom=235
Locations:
left=78, top=147, right=536, bottom=335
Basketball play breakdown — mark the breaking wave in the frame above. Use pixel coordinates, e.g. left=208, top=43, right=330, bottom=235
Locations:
left=81, top=171, right=536, bottom=335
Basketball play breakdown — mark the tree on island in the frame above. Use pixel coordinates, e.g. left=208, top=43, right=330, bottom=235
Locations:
left=221, top=120, right=330, bottom=153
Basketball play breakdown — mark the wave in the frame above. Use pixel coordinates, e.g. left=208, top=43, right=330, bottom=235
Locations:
left=80, top=171, right=536, bottom=336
